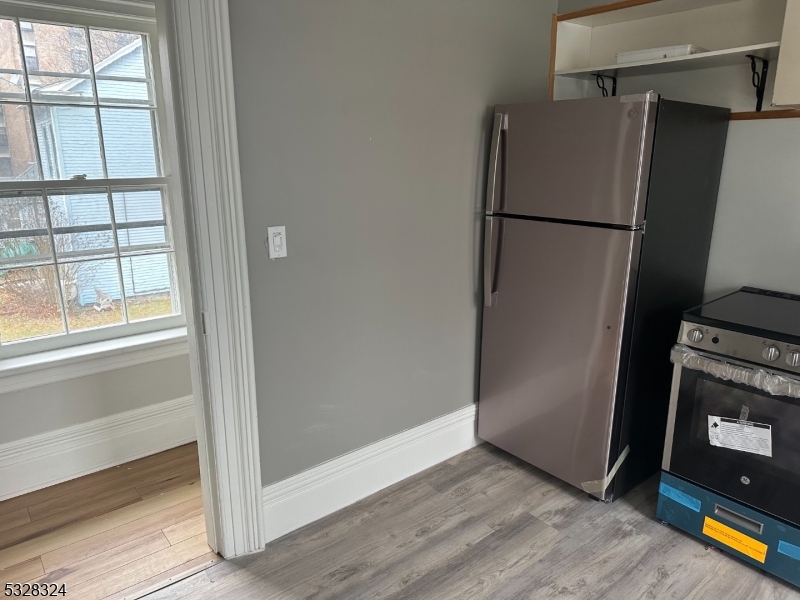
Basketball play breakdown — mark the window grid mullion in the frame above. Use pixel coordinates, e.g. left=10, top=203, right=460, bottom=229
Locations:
left=40, top=188, right=70, bottom=335
left=140, top=35, right=162, bottom=173
left=0, top=100, right=159, bottom=111
left=121, top=248, right=174, bottom=260
left=161, top=186, right=178, bottom=265
left=83, top=25, right=110, bottom=180
left=28, top=69, right=91, bottom=80
left=140, top=31, right=155, bottom=109
left=161, top=186, right=180, bottom=315
left=0, top=177, right=169, bottom=194
left=95, top=74, right=149, bottom=84
left=14, top=17, right=45, bottom=181
left=0, top=100, right=153, bottom=109
left=105, top=185, right=129, bottom=324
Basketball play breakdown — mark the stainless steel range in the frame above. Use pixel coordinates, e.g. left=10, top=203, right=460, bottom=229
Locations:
left=658, top=287, right=800, bottom=587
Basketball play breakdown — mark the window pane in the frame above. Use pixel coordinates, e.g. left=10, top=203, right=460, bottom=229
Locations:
left=0, top=20, right=26, bottom=101
left=34, top=105, right=104, bottom=179
left=90, top=30, right=152, bottom=106
left=0, top=74, right=27, bottom=102
left=121, top=253, right=178, bottom=321
left=0, top=264, right=64, bottom=342
left=0, top=104, right=40, bottom=181
left=48, top=189, right=114, bottom=260
left=60, top=258, right=124, bottom=330
left=22, top=22, right=94, bottom=103
left=31, top=74, right=94, bottom=103
left=112, top=188, right=168, bottom=253
left=100, top=108, right=157, bottom=177
left=0, top=192, right=52, bottom=268
left=112, top=188, right=163, bottom=222
left=90, top=30, right=144, bottom=74
left=96, top=79, right=150, bottom=105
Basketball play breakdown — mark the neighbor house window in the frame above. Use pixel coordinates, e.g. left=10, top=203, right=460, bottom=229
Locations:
left=20, top=21, right=38, bottom=72
left=0, top=9, right=182, bottom=357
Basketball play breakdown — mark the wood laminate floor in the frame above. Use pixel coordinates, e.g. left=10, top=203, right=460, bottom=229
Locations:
left=0, top=443, right=219, bottom=600
left=149, top=443, right=800, bottom=600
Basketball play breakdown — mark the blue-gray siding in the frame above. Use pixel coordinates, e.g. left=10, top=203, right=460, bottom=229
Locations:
left=33, top=43, right=170, bottom=307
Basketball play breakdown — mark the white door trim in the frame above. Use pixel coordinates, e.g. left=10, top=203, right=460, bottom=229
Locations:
left=157, top=0, right=266, bottom=557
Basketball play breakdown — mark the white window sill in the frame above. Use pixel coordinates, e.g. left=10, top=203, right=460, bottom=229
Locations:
left=0, top=327, right=190, bottom=395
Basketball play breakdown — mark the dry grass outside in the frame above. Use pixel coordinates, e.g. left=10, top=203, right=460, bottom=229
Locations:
left=0, top=285, right=175, bottom=344
left=0, top=307, right=64, bottom=342
left=126, top=295, right=175, bottom=321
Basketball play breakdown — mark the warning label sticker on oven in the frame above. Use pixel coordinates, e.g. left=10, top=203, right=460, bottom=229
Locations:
left=708, top=416, right=772, bottom=457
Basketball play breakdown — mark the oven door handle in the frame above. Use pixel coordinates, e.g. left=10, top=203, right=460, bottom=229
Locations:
left=671, top=344, right=800, bottom=399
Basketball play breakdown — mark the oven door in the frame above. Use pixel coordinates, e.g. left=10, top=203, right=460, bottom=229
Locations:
left=663, top=345, right=800, bottom=525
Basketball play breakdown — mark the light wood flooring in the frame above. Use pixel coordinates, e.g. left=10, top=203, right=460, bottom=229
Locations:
left=0, top=442, right=219, bottom=600
left=149, top=443, right=800, bottom=600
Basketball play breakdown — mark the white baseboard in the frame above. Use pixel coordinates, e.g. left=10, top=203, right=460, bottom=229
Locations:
left=262, top=404, right=481, bottom=544
left=0, top=396, right=197, bottom=501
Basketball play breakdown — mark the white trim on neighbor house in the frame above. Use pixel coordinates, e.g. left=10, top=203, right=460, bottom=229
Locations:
left=0, top=395, right=196, bottom=501
left=0, top=327, right=189, bottom=395
left=44, top=36, right=144, bottom=94
left=262, top=404, right=481, bottom=544
left=165, top=0, right=266, bottom=557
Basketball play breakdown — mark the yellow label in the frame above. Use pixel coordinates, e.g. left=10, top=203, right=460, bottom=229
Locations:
left=702, top=516, right=768, bottom=563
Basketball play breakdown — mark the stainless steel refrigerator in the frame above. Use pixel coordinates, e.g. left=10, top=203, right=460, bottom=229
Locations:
left=478, top=92, right=730, bottom=501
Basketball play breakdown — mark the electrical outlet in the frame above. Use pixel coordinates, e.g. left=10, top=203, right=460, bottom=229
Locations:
left=267, top=226, right=287, bottom=259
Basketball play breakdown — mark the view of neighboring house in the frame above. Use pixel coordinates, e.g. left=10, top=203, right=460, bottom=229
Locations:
left=0, top=24, right=175, bottom=336
left=33, top=38, right=171, bottom=307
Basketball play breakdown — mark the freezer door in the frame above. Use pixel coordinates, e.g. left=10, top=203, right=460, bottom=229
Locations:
left=478, top=217, right=642, bottom=498
left=490, top=94, right=657, bottom=227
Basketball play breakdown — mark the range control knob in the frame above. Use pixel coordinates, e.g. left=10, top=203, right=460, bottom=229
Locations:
left=762, top=346, right=781, bottom=362
left=786, top=350, right=800, bottom=368
left=687, top=328, right=704, bottom=343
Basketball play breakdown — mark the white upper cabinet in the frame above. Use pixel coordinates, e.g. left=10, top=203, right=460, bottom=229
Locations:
left=773, top=0, right=800, bottom=106
left=551, top=0, right=800, bottom=114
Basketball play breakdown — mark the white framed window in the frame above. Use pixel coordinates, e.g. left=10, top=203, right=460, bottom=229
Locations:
left=0, top=2, right=184, bottom=359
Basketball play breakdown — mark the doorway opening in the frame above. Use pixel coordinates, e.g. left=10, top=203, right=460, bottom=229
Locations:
left=0, top=1, right=221, bottom=596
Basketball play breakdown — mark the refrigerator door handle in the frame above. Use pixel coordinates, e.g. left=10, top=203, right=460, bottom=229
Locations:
left=484, top=216, right=498, bottom=307
left=485, top=113, right=506, bottom=214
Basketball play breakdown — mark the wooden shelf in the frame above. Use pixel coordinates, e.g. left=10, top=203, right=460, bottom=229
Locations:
left=555, top=42, right=780, bottom=79
left=559, top=0, right=740, bottom=25
left=730, top=109, right=800, bottom=120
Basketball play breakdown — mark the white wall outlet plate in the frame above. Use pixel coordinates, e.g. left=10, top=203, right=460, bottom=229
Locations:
left=267, top=226, right=287, bottom=259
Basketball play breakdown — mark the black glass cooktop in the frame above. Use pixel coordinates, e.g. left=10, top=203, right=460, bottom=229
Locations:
left=685, top=287, right=800, bottom=344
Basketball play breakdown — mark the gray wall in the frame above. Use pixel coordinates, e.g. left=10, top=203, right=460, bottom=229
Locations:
left=228, top=0, right=558, bottom=485
left=705, top=119, right=800, bottom=299
left=0, top=355, right=192, bottom=444
left=558, top=0, right=604, bottom=12
left=557, top=63, right=774, bottom=113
